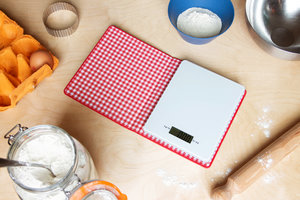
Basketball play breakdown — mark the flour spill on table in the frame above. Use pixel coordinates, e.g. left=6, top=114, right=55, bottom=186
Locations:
left=225, top=168, right=232, bottom=175
left=263, top=172, right=276, bottom=184
left=262, top=107, right=269, bottom=113
left=210, top=167, right=233, bottom=182
left=255, top=106, right=273, bottom=138
left=262, top=170, right=283, bottom=185
left=258, top=155, right=284, bottom=184
left=257, top=154, right=273, bottom=170
left=156, top=169, right=197, bottom=189
left=216, top=168, right=232, bottom=177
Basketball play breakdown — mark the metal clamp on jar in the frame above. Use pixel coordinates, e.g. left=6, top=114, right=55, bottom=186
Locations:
left=4, top=124, right=127, bottom=200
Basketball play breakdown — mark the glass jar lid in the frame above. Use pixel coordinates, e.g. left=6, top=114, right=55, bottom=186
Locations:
left=70, top=180, right=127, bottom=200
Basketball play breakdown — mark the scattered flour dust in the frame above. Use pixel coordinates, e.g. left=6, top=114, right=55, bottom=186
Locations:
left=261, top=170, right=283, bottom=184
left=257, top=154, right=273, bottom=170
left=177, top=7, right=222, bottom=38
left=156, top=169, right=197, bottom=189
left=211, top=168, right=233, bottom=182
left=255, top=106, right=273, bottom=138
left=263, top=172, right=276, bottom=184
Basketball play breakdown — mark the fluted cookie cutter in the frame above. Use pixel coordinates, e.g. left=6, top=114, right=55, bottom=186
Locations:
left=43, top=2, right=79, bottom=37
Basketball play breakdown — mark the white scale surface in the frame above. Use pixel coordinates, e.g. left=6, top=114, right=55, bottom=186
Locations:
left=143, top=60, right=245, bottom=163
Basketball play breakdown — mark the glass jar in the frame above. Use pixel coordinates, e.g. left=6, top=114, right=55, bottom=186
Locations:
left=4, top=124, right=127, bottom=200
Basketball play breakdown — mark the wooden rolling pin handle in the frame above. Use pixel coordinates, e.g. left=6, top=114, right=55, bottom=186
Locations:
left=211, top=121, right=300, bottom=200
left=211, top=177, right=236, bottom=200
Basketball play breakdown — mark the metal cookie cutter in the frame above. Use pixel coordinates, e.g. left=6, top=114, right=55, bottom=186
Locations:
left=43, top=2, right=79, bottom=37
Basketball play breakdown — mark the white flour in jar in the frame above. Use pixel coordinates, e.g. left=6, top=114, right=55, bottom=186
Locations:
left=13, top=133, right=75, bottom=200
left=85, top=190, right=118, bottom=200
left=177, top=7, right=222, bottom=38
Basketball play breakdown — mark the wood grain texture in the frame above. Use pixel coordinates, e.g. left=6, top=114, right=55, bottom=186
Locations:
left=0, top=0, right=300, bottom=200
left=212, top=122, right=300, bottom=200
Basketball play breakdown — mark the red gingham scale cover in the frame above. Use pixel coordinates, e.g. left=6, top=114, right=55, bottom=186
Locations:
left=64, top=25, right=243, bottom=168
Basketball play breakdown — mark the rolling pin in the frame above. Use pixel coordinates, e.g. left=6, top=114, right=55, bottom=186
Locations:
left=211, top=121, right=300, bottom=200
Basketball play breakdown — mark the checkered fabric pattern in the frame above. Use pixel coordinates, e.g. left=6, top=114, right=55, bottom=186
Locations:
left=64, top=26, right=180, bottom=134
left=65, top=26, right=217, bottom=167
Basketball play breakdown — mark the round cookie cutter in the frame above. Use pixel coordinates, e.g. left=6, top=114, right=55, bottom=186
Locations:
left=43, top=2, right=79, bottom=37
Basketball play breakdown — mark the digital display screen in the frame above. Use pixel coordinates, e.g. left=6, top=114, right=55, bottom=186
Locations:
left=169, top=127, right=193, bottom=143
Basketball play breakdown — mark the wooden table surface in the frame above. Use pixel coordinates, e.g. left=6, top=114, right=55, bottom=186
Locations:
left=0, top=0, right=300, bottom=199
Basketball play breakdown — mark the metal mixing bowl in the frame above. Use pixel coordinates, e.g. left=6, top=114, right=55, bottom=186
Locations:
left=246, top=0, right=300, bottom=60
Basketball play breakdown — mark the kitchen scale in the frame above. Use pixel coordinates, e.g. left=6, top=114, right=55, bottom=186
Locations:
left=64, top=26, right=246, bottom=168
left=143, top=60, right=246, bottom=166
